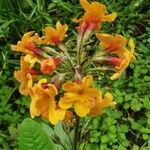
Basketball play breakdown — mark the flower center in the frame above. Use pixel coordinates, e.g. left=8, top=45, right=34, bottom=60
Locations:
left=106, top=42, right=118, bottom=51
left=77, top=89, right=84, bottom=95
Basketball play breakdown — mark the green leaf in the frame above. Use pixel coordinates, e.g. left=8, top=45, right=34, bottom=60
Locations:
left=84, top=143, right=99, bottom=150
left=101, top=135, right=109, bottom=143
left=54, top=121, right=71, bottom=149
left=19, top=118, right=54, bottom=150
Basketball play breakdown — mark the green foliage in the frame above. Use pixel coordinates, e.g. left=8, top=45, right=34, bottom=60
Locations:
left=0, top=0, right=149, bottom=149
left=18, top=118, right=54, bottom=150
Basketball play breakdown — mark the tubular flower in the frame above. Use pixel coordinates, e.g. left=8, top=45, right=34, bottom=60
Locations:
left=30, top=79, right=66, bottom=125
left=73, top=0, right=117, bottom=32
left=110, top=39, right=136, bottom=80
left=96, top=33, right=127, bottom=55
left=14, top=57, right=36, bottom=96
left=11, top=32, right=42, bottom=55
left=59, top=75, right=116, bottom=117
left=42, top=21, right=68, bottom=45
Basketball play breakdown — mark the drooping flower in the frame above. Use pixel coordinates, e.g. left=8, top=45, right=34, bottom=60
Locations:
left=59, top=75, right=116, bottom=117
left=14, top=56, right=37, bottom=95
left=89, top=92, right=116, bottom=116
left=110, top=39, right=136, bottom=80
left=42, top=21, right=68, bottom=45
left=96, top=33, right=127, bottom=55
left=73, top=0, right=117, bottom=32
left=96, top=33, right=135, bottom=80
left=30, top=79, right=66, bottom=125
left=11, top=32, right=42, bottom=55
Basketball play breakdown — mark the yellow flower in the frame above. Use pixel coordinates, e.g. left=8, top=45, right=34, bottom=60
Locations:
left=96, top=33, right=127, bottom=55
left=90, top=92, right=116, bottom=116
left=30, top=79, right=66, bottom=125
left=42, top=21, right=68, bottom=45
left=59, top=75, right=116, bottom=117
left=73, top=0, right=117, bottom=32
left=11, top=32, right=41, bottom=54
left=14, top=57, right=34, bottom=96
left=110, top=39, right=136, bottom=80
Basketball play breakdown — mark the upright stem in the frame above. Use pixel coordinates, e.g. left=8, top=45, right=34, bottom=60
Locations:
left=73, top=116, right=80, bottom=150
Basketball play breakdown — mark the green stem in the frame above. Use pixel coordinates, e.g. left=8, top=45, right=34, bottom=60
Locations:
left=73, top=116, right=80, bottom=150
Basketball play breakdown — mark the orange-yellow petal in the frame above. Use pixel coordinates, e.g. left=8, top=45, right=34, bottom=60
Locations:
left=80, top=0, right=91, bottom=11
left=49, top=100, right=66, bottom=125
left=62, top=81, right=79, bottom=92
left=101, top=12, right=117, bottom=22
left=82, top=75, right=93, bottom=87
left=74, top=102, right=90, bottom=117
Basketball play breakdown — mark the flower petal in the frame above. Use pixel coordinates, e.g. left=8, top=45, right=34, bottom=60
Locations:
left=49, top=100, right=66, bottom=125
left=101, top=12, right=117, bottom=22
left=82, top=75, right=93, bottom=87
left=101, top=92, right=116, bottom=108
left=59, top=92, right=76, bottom=109
left=74, top=102, right=90, bottom=117
left=62, top=81, right=79, bottom=92
left=80, top=0, right=91, bottom=11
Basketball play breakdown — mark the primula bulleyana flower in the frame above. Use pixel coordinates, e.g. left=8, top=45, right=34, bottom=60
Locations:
left=42, top=21, right=68, bottom=45
left=14, top=57, right=35, bottom=95
left=11, top=32, right=41, bottom=55
left=96, top=33, right=127, bottom=55
left=110, top=39, right=136, bottom=80
left=73, top=0, right=117, bottom=32
left=90, top=92, right=116, bottom=116
left=96, top=33, right=135, bottom=80
left=30, top=79, right=66, bottom=125
left=59, top=75, right=116, bottom=117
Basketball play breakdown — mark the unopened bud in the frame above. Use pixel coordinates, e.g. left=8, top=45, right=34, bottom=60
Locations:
left=41, top=59, right=56, bottom=75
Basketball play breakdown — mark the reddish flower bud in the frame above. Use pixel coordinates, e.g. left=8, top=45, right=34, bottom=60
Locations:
left=25, top=41, right=41, bottom=55
left=41, top=59, right=56, bottom=75
left=106, top=57, right=123, bottom=67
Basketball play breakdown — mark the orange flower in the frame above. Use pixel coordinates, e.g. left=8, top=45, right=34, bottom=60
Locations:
left=110, top=39, right=136, bottom=80
left=14, top=56, right=36, bottom=95
left=30, top=79, right=66, bottom=125
left=11, top=32, right=41, bottom=54
left=59, top=75, right=116, bottom=117
left=90, top=93, right=116, bottom=117
left=96, top=33, right=136, bottom=80
left=73, top=0, right=117, bottom=32
left=96, top=33, right=127, bottom=55
left=42, top=21, right=68, bottom=45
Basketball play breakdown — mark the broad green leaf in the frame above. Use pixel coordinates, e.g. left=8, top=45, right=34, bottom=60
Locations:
left=54, top=121, right=71, bottom=149
left=83, top=144, right=99, bottom=150
left=19, top=118, right=54, bottom=150
left=41, top=122, right=60, bottom=150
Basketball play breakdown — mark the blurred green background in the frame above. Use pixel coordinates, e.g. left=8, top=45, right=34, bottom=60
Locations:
left=0, top=0, right=149, bottom=149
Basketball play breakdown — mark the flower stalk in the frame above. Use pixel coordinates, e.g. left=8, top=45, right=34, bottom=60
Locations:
left=73, top=116, right=80, bottom=150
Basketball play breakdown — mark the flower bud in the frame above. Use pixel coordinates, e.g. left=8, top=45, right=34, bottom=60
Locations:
left=41, top=59, right=56, bottom=75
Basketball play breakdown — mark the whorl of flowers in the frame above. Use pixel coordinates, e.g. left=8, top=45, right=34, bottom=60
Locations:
left=12, top=0, right=135, bottom=125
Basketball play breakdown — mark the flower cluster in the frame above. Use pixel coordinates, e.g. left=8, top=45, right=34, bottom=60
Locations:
left=12, top=0, right=135, bottom=125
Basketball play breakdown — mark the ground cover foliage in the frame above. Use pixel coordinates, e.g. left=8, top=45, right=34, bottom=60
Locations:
left=0, top=0, right=149, bottom=149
